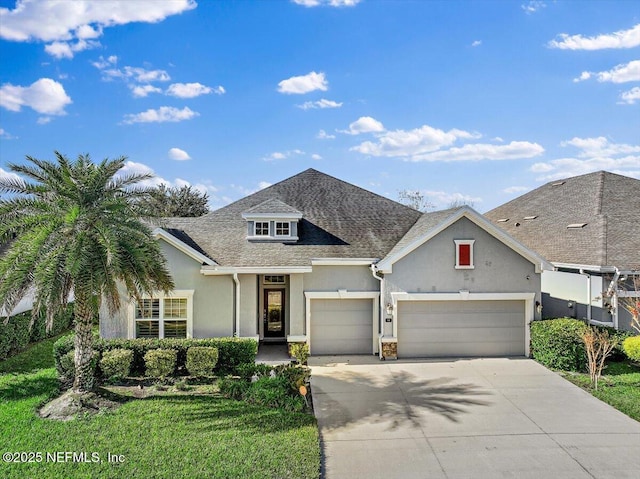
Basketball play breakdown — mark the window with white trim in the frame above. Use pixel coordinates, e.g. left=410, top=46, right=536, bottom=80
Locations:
left=275, top=221, right=290, bottom=236
left=255, top=221, right=269, bottom=236
left=454, top=240, right=475, bottom=269
left=134, top=293, right=193, bottom=339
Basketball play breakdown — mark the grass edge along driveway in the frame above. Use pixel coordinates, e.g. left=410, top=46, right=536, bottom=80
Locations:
left=0, top=336, right=320, bottom=479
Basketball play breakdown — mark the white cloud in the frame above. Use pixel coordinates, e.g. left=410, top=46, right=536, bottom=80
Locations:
left=423, top=190, right=482, bottom=207
left=277, top=71, right=328, bottom=94
left=130, top=84, right=162, bottom=98
left=297, top=98, right=342, bottom=110
left=91, top=55, right=118, bottom=69
left=311, top=154, right=322, bottom=160
left=258, top=181, right=272, bottom=190
left=44, top=38, right=100, bottom=59
left=122, top=106, right=199, bottom=124
left=471, top=40, right=482, bottom=47
left=521, top=1, right=546, bottom=14
left=341, top=116, right=385, bottom=135
left=619, top=87, right=640, bottom=105
left=548, top=24, right=640, bottom=50
left=261, top=150, right=305, bottom=162
left=166, top=82, right=217, bottom=98
left=574, top=60, right=640, bottom=84
left=168, top=147, right=191, bottom=161
left=292, top=0, right=361, bottom=6
left=0, top=0, right=196, bottom=58
left=0, top=127, right=16, bottom=139
left=560, top=137, right=640, bottom=157
left=36, top=116, right=52, bottom=125
left=530, top=136, right=640, bottom=180
left=317, top=129, right=335, bottom=139
left=0, top=78, right=71, bottom=115
left=213, top=85, right=225, bottom=95
left=410, top=141, right=545, bottom=163
left=351, top=124, right=478, bottom=157
left=503, top=186, right=530, bottom=194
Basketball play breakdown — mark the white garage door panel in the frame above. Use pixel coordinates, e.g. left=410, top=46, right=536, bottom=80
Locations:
left=398, top=300, right=525, bottom=358
left=310, top=299, right=373, bottom=355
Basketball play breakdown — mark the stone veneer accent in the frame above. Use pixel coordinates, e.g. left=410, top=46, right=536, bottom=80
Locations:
left=381, top=341, right=397, bottom=360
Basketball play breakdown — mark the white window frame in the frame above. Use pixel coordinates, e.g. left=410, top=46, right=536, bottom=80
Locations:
left=275, top=221, right=290, bottom=237
left=130, top=290, right=194, bottom=339
left=254, top=221, right=269, bottom=236
left=454, top=239, right=475, bottom=269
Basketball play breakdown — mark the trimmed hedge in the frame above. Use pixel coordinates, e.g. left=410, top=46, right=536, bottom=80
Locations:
left=186, top=347, right=219, bottom=377
left=623, top=336, right=640, bottom=362
left=54, top=335, right=257, bottom=378
left=0, top=305, right=74, bottom=360
left=144, top=349, right=177, bottom=378
left=100, top=348, right=133, bottom=380
left=530, top=318, right=634, bottom=371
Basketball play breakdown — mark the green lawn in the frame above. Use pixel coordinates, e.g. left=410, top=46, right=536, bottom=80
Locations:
left=560, top=361, right=640, bottom=422
left=0, top=336, right=320, bottom=479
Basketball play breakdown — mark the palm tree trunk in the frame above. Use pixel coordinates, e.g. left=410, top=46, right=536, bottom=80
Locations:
left=72, top=294, right=96, bottom=393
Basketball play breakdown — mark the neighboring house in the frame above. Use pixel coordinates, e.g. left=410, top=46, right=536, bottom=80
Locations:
left=100, top=169, right=550, bottom=358
left=486, top=171, right=640, bottom=332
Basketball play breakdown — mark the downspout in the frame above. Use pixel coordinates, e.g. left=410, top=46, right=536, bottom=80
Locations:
left=606, top=268, right=621, bottom=330
left=579, top=269, right=591, bottom=322
left=370, top=264, right=384, bottom=357
left=233, top=273, right=240, bottom=337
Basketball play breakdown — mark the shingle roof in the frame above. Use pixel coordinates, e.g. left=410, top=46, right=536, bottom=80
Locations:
left=485, top=171, right=640, bottom=270
left=160, top=169, right=422, bottom=267
left=383, top=208, right=458, bottom=262
left=242, top=198, right=302, bottom=216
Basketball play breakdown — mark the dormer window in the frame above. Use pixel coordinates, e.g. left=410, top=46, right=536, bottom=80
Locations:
left=255, top=222, right=269, bottom=236
left=242, top=198, right=302, bottom=243
left=276, top=222, right=290, bottom=236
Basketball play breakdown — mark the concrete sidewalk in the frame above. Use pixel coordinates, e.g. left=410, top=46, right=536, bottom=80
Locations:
left=309, top=356, right=640, bottom=479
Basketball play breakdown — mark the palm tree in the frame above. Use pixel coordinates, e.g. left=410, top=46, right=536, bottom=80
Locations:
left=0, top=152, right=174, bottom=393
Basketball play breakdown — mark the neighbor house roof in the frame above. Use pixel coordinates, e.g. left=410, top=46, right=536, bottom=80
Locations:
left=159, top=169, right=422, bottom=267
left=485, top=171, right=640, bottom=270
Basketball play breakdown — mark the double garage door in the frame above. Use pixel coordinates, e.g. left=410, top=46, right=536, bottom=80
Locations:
left=310, top=299, right=374, bottom=355
left=397, top=300, right=525, bottom=358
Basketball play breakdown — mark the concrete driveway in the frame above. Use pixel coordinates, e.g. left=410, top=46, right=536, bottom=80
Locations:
left=309, top=356, right=640, bottom=479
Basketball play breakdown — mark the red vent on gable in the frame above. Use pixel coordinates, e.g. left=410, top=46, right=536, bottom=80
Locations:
left=458, top=244, right=471, bottom=266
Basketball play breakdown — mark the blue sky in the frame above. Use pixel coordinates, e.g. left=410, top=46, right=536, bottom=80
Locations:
left=1, top=0, right=638, bottom=212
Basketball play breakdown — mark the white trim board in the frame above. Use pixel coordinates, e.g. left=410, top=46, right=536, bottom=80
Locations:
left=201, top=266, right=313, bottom=275
left=153, top=228, right=216, bottom=266
left=304, top=290, right=380, bottom=355
left=311, top=258, right=378, bottom=266
left=391, top=291, right=535, bottom=357
left=376, top=207, right=552, bottom=274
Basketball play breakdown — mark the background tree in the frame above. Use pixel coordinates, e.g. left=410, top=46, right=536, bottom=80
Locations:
left=141, top=184, right=209, bottom=217
left=447, top=198, right=475, bottom=209
left=618, top=275, right=640, bottom=334
left=0, top=152, right=174, bottom=393
left=397, top=189, right=434, bottom=212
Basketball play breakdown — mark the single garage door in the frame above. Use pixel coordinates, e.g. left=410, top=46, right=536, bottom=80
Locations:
left=310, top=299, right=373, bottom=355
left=397, top=300, right=525, bottom=358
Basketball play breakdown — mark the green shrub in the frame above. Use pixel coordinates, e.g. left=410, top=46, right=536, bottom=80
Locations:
left=530, top=318, right=589, bottom=371
left=219, top=377, right=251, bottom=399
left=57, top=350, right=76, bottom=388
left=144, top=349, right=177, bottom=378
left=236, top=363, right=274, bottom=380
left=0, top=304, right=74, bottom=361
left=219, top=364, right=310, bottom=413
left=623, top=336, right=640, bottom=362
left=289, top=343, right=309, bottom=365
left=99, top=348, right=133, bottom=380
left=53, top=334, right=257, bottom=379
left=186, top=346, right=219, bottom=377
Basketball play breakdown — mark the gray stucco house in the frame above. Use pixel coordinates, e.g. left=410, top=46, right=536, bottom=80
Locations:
left=486, top=171, right=640, bottom=332
left=101, top=169, right=550, bottom=358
